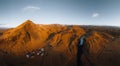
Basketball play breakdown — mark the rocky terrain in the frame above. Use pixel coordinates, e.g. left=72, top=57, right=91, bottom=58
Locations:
left=0, top=20, right=120, bottom=66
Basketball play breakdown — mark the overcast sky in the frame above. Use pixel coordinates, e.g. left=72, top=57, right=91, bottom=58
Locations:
left=0, top=0, right=120, bottom=27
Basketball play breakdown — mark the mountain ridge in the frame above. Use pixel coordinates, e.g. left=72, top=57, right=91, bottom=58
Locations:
left=0, top=20, right=119, bottom=66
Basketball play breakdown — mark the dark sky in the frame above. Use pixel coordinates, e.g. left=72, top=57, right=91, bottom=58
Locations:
left=0, top=0, right=120, bottom=27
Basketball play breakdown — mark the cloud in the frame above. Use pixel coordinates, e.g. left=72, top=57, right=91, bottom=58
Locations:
left=0, top=24, right=10, bottom=27
left=23, top=6, right=40, bottom=12
left=92, top=13, right=99, bottom=18
left=0, top=24, right=6, bottom=25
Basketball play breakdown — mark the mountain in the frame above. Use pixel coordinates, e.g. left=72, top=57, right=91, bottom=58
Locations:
left=0, top=20, right=120, bottom=66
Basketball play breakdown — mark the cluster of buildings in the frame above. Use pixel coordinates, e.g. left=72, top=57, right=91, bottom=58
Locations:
left=26, top=48, right=45, bottom=58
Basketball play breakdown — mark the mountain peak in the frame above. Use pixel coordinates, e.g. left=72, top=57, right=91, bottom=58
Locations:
left=16, top=20, right=35, bottom=29
left=23, top=20, right=34, bottom=25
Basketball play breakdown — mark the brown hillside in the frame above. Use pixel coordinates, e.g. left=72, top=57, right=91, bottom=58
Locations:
left=0, top=20, right=119, bottom=66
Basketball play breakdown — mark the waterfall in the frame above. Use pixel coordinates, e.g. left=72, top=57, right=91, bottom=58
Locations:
left=79, top=36, right=86, bottom=46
